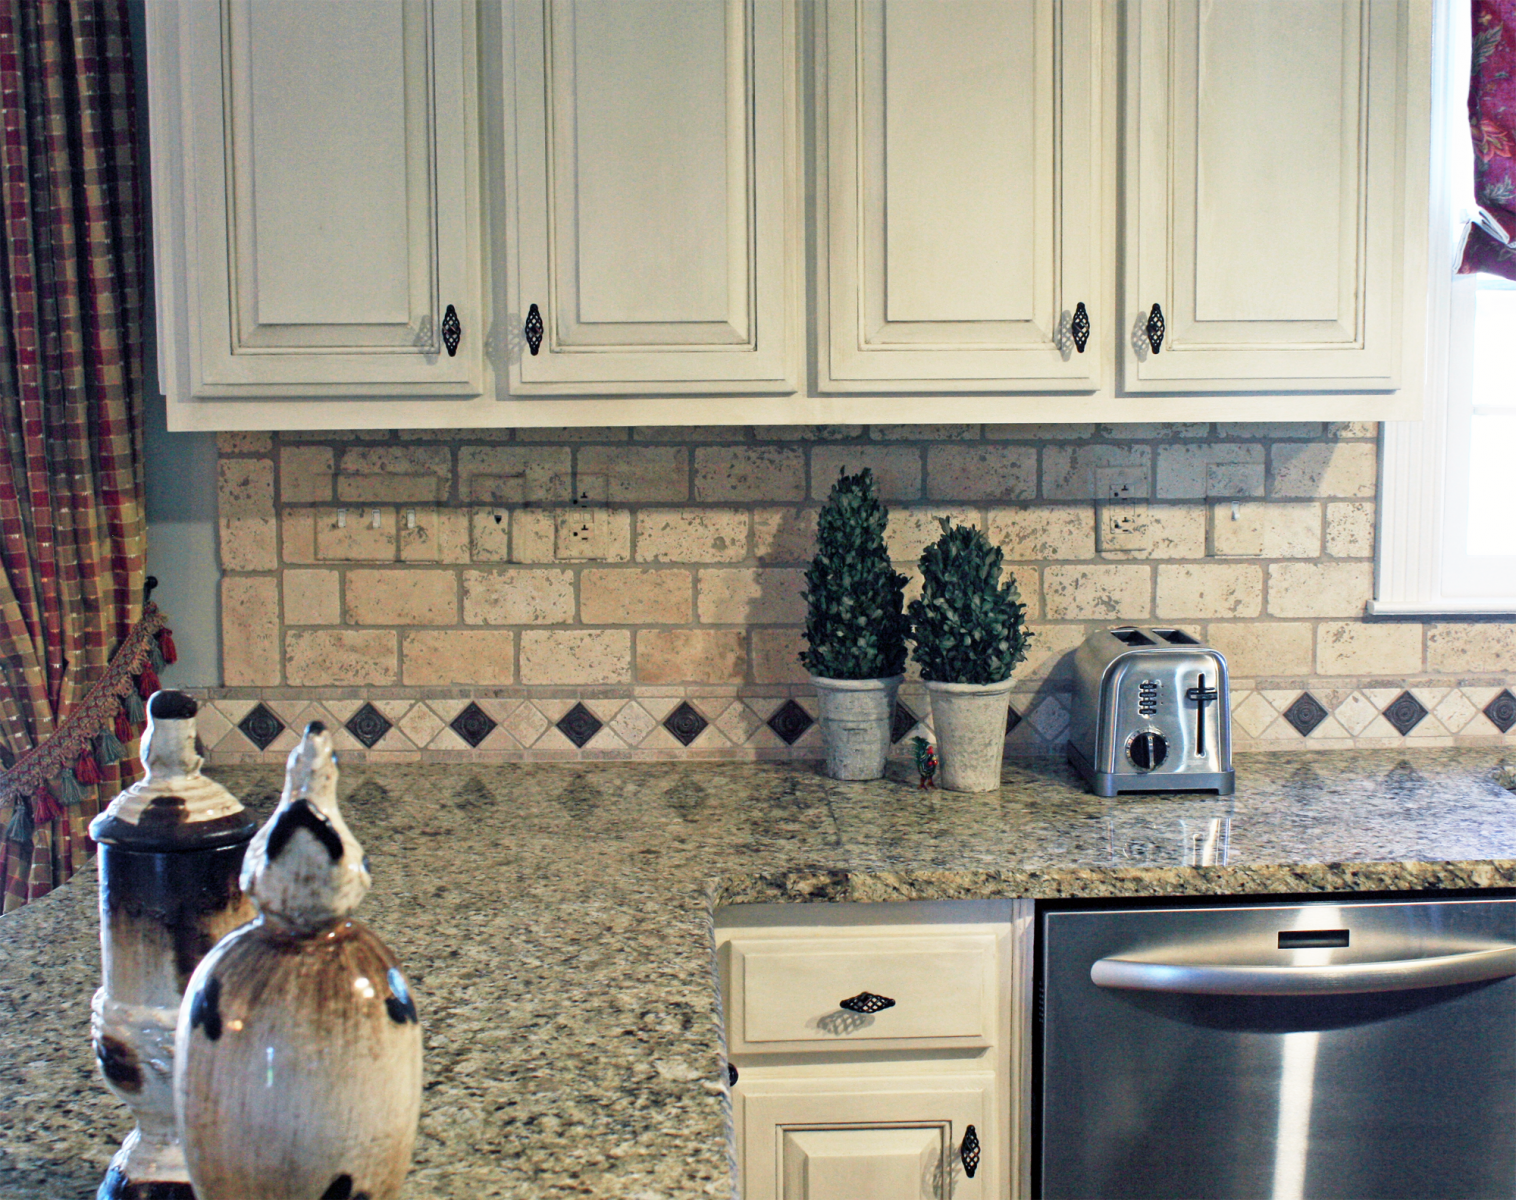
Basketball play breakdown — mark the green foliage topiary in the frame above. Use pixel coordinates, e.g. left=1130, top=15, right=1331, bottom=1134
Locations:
left=908, top=517, right=1032, bottom=685
left=800, top=469, right=911, bottom=680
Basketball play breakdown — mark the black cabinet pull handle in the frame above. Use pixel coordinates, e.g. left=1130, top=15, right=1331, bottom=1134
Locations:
left=1145, top=302, right=1165, bottom=354
left=1072, top=302, right=1090, bottom=353
left=961, top=1124, right=981, bottom=1178
left=838, top=991, right=895, bottom=1014
left=441, top=305, right=461, bottom=357
left=524, top=303, right=544, bottom=356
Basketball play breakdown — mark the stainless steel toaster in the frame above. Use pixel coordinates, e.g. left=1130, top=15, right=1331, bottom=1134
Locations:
left=1066, top=626, right=1234, bottom=797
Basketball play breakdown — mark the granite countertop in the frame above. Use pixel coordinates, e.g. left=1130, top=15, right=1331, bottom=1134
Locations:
left=3, top=748, right=1516, bottom=1199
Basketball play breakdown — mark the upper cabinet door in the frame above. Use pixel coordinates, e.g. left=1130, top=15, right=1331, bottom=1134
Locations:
left=501, top=0, right=801, bottom=395
left=167, top=0, right=483, bottom=398
left=817, top=0, right=1104, bottom=393
left=1124, top=0, right=1406, bottom=393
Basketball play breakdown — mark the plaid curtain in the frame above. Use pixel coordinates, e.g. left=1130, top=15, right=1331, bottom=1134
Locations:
left=0, top=0, right=146, bottom=911
left=1461, top=0, right=1516, bottom=276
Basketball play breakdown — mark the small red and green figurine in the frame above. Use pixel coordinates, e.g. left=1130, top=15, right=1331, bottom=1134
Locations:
left=911, top=737, right=937, bottom=789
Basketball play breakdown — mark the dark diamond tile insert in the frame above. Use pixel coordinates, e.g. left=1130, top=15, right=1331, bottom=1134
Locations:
left=1282, top=692, right=1329, bottom=737
left=767, top=699, right=814, bottom=746
left=238, top=703, right=285, bottom=751
left=1486, top=689, right=1516, bottom=734
left=663, top=701, right=707, bottom=747
left=1382, top=691, right=1428, bottom=736
left=1006, top=704, right=1022, bottom=734
left=345, top=702, right=392, bottom=749
left=891, top=702, right=918, bottom=745
left=450, top=701, right=497, bottom=748
left=557, top=702, right=603, bottom=749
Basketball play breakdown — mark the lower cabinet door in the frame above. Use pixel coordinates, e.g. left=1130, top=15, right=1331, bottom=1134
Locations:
left=738, top=1073, right=998, bottom=1199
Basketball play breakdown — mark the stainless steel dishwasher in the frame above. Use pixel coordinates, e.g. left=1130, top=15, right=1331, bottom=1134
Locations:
left=1038, top=895, right=1516, bottom=1199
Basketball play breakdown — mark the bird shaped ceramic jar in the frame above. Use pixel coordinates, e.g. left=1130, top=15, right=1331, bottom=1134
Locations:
left=173, top=722, right=422, bottom=1200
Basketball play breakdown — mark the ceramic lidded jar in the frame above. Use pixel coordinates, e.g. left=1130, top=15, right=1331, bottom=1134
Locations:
left=174, top=722, right=422, bottom=1200
left=89, top=690, right=259, bottom=1200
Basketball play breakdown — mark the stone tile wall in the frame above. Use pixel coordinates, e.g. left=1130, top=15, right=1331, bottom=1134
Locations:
left=200, top=422, right=1516, bottom=764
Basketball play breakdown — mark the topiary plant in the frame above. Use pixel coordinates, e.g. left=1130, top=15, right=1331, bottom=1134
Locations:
left=908, top=517, right=1032, bottom=684
left=800, top=468, right=911, bottom=680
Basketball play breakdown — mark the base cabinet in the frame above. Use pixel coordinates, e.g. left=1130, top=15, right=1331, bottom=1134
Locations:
left=718, top=900, right=1034, bottom=1200
left=739, top=1074, right=998, bottom=1200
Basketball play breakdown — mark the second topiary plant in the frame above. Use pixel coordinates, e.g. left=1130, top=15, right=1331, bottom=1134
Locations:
left=802, top=468, right=911, bottom=780
left=909, top=517, right=1032, bottom=791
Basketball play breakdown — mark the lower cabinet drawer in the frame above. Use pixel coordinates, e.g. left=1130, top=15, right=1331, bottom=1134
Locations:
left=737, top=1073, right=998, bottom=1200
left=727, top=933, right=998, bottom=1053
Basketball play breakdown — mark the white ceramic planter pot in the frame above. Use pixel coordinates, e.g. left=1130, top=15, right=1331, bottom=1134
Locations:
left=925, top=678, right=1015, bottom=792
left=810, top=675, right=903, bottom=780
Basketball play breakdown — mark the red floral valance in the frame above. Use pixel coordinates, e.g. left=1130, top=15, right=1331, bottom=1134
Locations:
left=1461, top=1, right=1516, bottom=276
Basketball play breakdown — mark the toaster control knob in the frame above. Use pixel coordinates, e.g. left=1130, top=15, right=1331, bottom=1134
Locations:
left=1127, top=731, right=1168, bottom=771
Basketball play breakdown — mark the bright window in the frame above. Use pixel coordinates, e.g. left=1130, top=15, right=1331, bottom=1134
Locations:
left=1375, top=0, right=1516, bottom=614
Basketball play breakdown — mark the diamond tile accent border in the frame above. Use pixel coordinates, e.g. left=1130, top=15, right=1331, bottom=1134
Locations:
left=1486, top=690, right=1516, bottom=734
left=238, top=703, right=285, bottom=751
left=450, top=701, right=497, bottom=748
left=1282, top=693, right=1329, bottom=737
left=663, top=701, right=708, bottom=747
left=345, top=702, right=392, bottom=749
left=767, top=699, right=814, bottom=745
left=193, top=678, right=1516, bottom=766
left=891, top=702, right=918, bottom=744
left=556, top=702, right=603, bottom=749
left=1382, top=691, right=1428, bottom=736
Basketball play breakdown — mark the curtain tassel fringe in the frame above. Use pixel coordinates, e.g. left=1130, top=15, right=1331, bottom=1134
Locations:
left=75, top=752, right=101, bottom=787
left=52, top=770, right=84, bottom=810
left=156, top=627, right=178, bottom=665
left=124, top=690, right=145, bottom=725
left=94, top=728, right=124, bottom=768
left=5, top=797, right=33, bottom=844
left=136, top=664, right=160, bottom=699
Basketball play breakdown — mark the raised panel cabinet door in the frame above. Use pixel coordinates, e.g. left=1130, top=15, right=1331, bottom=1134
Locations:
left=177, top=0, right=483, bottom=397
left=818, top=0, right=1104, bottom=392
left=1124, top=0, right=1406, bottom=391
left=739, top=1075, right=997, bottom=1200
left=502, top=0, right=800, bottom=394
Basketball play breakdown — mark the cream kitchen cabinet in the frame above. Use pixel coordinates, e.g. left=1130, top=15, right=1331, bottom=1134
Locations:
left=718, top=900, right=1036, bottom=1200
left=496, top=0, right=803, bottom=395
left=816, top=0, right=1107, bottom=394
left=147, top=0, right=1430, bottom=431
left=149, top=0, right=485, bottom=423
left=1122, top=0, right=1417, bottom=394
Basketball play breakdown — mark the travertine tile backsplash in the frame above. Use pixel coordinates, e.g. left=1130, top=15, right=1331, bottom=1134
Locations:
left=204, top=423, right=1516, bottom=763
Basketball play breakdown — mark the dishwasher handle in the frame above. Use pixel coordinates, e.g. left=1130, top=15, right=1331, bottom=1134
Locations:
left=1091, top=944, right=1516, bottom=996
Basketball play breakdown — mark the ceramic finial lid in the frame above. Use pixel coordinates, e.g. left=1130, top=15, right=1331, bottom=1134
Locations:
left=240, top=722, right=370, bottom=929
left=89, top=690, right=255, bottom=849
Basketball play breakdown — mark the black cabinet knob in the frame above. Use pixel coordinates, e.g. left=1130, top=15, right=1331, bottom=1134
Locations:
left=838, top=991, right=895, bottom=1014
left=961, top=1124, right=981, bottom=1178
left=524, top=303, right=544, bottom=355
left=1145, top=303, right=1165, bottom=354
left=1072, top=302, right=1090, bottom=353
left=441, top=305, right=461, bottom=357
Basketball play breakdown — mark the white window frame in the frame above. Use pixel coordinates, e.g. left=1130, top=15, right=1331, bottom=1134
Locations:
left=1375, top=0, right=1516, bottom=614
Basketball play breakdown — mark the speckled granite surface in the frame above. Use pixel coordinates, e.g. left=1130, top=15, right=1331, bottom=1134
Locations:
left=3, top=749, right=1515, bottom=1199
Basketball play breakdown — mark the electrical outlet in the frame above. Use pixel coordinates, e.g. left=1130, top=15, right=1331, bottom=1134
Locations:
left=555, top=508, right=612, bottom=560
left=1095, top=465, right=1148, bottom=501
left=1098, top=502, right=1150, bottom=552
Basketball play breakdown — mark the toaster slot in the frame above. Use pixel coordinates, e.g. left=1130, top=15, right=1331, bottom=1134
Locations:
left=1151, top=628, right=1198, bottom=645
left=1111, top=628, right=1154, bottom=646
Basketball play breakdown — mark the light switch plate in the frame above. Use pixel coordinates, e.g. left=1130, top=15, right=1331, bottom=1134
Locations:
left=1210, top=500, right=1265, bottom=556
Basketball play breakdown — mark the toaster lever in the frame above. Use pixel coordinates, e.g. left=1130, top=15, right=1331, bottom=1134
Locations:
left=1186, top=673, right=1219, bottom=756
